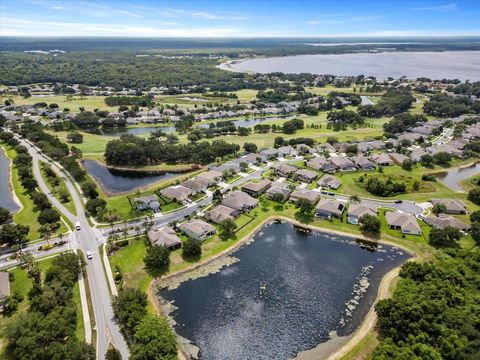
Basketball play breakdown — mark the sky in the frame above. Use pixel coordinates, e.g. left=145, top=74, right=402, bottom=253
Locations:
left=1, top=0, right=480, bottom=37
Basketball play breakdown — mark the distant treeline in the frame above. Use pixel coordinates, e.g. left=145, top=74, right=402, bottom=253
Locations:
left=104, top=95, right=154, bottom=107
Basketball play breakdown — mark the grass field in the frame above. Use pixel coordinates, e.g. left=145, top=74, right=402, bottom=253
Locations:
left=0, top=95, right=117, bottom=112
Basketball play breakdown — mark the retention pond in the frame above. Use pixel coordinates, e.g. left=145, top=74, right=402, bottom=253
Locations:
left=160, top=222, right=410, bottom=360
left=0, top=147, right=20, bottom=212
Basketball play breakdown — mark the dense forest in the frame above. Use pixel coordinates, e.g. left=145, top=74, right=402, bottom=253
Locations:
left=104, top=135, right=240, bottom=166
left=372, top=249, right=480, bottom=360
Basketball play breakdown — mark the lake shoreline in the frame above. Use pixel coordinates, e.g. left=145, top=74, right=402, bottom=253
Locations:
left=0, top=145, right=22, bottom=214
left=149, top=216, right=417, bottom=360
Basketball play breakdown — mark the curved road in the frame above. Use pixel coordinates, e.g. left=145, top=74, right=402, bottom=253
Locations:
left=20, top=138, right=129, bottom=360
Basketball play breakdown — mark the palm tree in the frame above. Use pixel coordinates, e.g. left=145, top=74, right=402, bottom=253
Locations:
left=349, top=195, right=360, bottom=204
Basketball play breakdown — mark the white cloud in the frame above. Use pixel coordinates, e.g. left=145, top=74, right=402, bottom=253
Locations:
left=306, top=15, right=384, bottom=26
left=0, top=17, right=243, bottom=37
left=161, top=7, right=248, bottom=20
left=413, top=3, right=459, bottom=11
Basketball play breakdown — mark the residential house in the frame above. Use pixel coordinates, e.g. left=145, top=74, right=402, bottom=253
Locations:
left=430, top=199, right=468, bottom=214
left=273, top=163, right=298, bottom=177
left=0, top=272, right=10, bottom=308
left=296, top=169, right=318, bottom=183
left=222, top=190, right=259, bottom=211
left=347, top=202, right=379, bottom=224
left=410, top=148, right=427, bottom=162
left=389, top=153, right=410, bottom=165
left=398, top=132, right=424, bottom=143
left=160, top=185, right=194, bottom=202
left=179, top=219, right=216, bottom=241
left=266, top=182, right=292, bottom=202
left=133, top=195, right=160, bottom=212
left=296, top=144, right=315, bottom=155
left=260, top=148, right=280, bottom=161
left=241, top=179, right=272, bottom=198
left=329, top=156, right=357, bottom=171
left=290, top=189, right=320, bottom=204
left=315, top=143, right=336, bottom=154
left=318, top=175, right=342, bottom=189
left=385, top=212, right=422, bottom=235
left=215, top=161, right=241, bottom=174
left=315, top=198, right=345, bottom=219
left=148, top=227, right=182, bottom=249
left=198, top=170, right=223, bottom=186
left=181, top=178, right=209, bottom=193
left=306, top=156, right=336, bottom=173
left=427, top=144, right=463, bottom=158
left=204, top=205, right=240, bottom=224
left=424, top=214, right=471, bottom=232
left=371, top=153, right=394, bottom=166
left=350, top=156, right=376, bottom=171
left=277, top=145, right=297, bottom=157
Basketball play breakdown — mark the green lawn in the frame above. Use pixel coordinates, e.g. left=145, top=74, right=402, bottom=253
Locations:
left=0, top=94, right=117, bottom=112
left=2, top=145, right=42, bottom=240
left=39, top=161, right=77, bottom=216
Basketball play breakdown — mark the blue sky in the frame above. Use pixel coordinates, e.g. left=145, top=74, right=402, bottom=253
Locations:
left=1, top=0, right=480, bottom=37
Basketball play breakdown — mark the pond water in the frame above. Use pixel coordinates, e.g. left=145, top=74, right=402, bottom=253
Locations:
left=435, top=162, right=480, bottom=192
left=224, top=51, right=480, bottom=81
left=102, top=116, right=292, bottom=137
left=0, top=148, right=20, bottom=212
left=160, top=222, right=410, bottom=360
left=82, top=159, right=177, bottom=194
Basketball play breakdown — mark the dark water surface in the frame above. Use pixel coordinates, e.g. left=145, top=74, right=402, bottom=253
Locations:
left=82, top=159, right=176, bottom=193
left=161, top=222, right=410, bottom=360
left=0, top=148, right=20, bottom=212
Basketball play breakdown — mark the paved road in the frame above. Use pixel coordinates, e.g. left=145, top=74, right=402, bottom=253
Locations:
left=19, top=138, right=129, bottom=360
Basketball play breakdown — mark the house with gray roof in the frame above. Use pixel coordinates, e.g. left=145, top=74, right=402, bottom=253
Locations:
left=329, top=156, right=357, bottom=171
left=241, top=179, right=272, bottom=198
left=386, top=212, right=422, bottom=235
left=350, top=156, right=376, bottom=171
left=306, top=156, right=336, bottom=173
left=315, top=143, right=336, bottom=154
left=389, top=153, right=410, bottom=165
left=277, top=145, right=297, bottom=157
left=318, top=175, right=342, bottom=189
left=295, top=169, right=318, bottom=183
left=148, top=227, right=182, bottom=249
left=347, top=202, right=379, bottom=224
left=204, top=205, right=240, bottom=224
left=179, top=219, right=216, bottom=241
left=215, top=161, right=241, bottom=174
left=198, top=170, right=223, bottom=185
left=290, top=189, right=320, bottom=205
left=134, top=195, right=160, bottom=212
left=222, top=190, right=259, bottom=211
left=161, top=185, right=194, bottom=202
left=181, top=177, right=210, bottom=193
left=425, top=214, right=470, bottom=232
left=260, top=148, right=280, bottom=161
left=266, top=182, right=292, bottom=202
left=273, top=163, right=298, bottom=177
left=315, top=198, right=345, bottom=219
left=430, top=198, right=467, bottom=214
left=371, top=153, right=394, bottom=166
left=410, top=148, right=427, bottom=162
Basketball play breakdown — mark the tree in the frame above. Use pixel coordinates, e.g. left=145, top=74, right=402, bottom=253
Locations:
left=81, top=181, right=99, bottom=199
left=31, top=192, right=52, bottom=210
left=219, top=218, right=237, bottom=240
left=38, top=208, right=60, bottom=225
left=467, top=188, right=480, bottom=206
left=58, top=188, right=70, bottom=203
left=105, top=346, right=122, bottom=360
left=0, top=207, right=12, bottom=224
left=239, top=161, right=249, bottom=173
left=243, top=142, right=258, bottom=153
left=66, top=131, right=84, bottom=144
left=428, top=226, right=461, bottom=247
left=432, top=151, right=451, bottom=166
left=182, top=238, right=202, bottom=259
left=112, top=287, right=147, bottom=336
left=70, top=145, right=83, bottom=158
left=296, top=198, right=314, bottom=213
left=469, top=210, right=480, bottom=223
left=143, top=245, right=170, bottom=276
left=401, top=158, right=413, bottom=171
left=359, top=214, right=381, bottom=234
left=432, top=203, right=447, bottom=215
left=420, top=154, right=434, bottom=167
left=471, top=222, right=480, bottom=245
left=272, top=192, right=285, bottom=203
left=0, top=223, right=29, bottom=247
left=86, top=198, right=106, bottom=216
left=130, top=315, right=177, bottom=360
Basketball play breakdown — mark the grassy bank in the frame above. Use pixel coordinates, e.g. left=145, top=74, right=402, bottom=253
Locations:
left=39, top=161, right=77, bottom=216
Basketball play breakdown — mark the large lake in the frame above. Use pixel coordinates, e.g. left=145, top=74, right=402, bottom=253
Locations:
left=0, top=148, right=20, bottom=212
left=435, top=162, right=480, bottom=192
left=82, top=159, right=177, bottom=194
left=161, top=222, right=410, bottom=360
left=224, top=51, right=480, bottom=81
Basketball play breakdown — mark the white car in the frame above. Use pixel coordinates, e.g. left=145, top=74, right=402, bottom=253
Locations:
left=86, top=251, right=93, bottom=260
